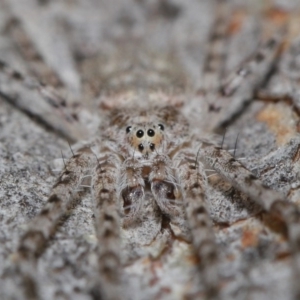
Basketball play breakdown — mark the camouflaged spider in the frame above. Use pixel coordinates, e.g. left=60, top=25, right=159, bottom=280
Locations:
left=10, top=96, right=300, bottom=300
left=2, top=1, right=300, bottom=300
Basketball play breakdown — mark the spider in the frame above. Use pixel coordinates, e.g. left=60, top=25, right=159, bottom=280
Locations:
left=1, top=1, right=300, bottom=300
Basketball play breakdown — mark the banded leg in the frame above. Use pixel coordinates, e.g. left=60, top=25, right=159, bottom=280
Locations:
left=201, top=0, right=229, bottom=93
left=13, top=147, right=96, bottom=299
left=0, top=61, right=86, bottom=142
left=221, top=28, right=284, bottom=96
left=92, top=153, right=123, bottom=300
left=257, top=36, right=300, bottom=114
left=200, top=144, right=300, bottom=299
left=211, top=28, right=285, bottom=132
left=175, top=151, right=220, bottom=299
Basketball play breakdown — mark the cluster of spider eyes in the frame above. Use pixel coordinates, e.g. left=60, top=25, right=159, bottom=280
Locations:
left=125, top=124, right=164, bottom=136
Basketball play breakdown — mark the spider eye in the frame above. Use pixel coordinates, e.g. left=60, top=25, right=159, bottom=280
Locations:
left=150, top=143, right=155, bottom=151
left=126, top=126, right=132, bottom=133
left=158, top=124, right=164, bottom=131
left=138, top=144, right=144, bottom=151
left=147, top=129, right=155, bottom=137
left=136, top=130, right=144, bottom=138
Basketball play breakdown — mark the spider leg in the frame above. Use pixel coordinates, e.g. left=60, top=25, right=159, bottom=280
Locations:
left=91, top=153, right=124, bottom=300
left=211, top=27, right=285, bottom=132
left=148, top=150, right=221, bottom=298
left=12, top=147, right=96, bottom=299
left=201, top=0, right=230, bottom=93
left=221, top=27, right=285, bottom=97
left=200, top=144, right=300, bottom=299
left=0, top=61, right=86, bottom=142
left=174, top=150, right=221, bottom=299
left=256, top=36, right=300, bottom=115
left=6, top=0, right=81, bottom=94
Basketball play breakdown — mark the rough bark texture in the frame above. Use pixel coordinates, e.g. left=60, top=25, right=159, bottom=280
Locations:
left=1, top=0, right=300, bottom=299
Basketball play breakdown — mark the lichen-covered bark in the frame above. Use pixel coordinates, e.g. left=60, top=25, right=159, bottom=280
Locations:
left=1, top=0, right=300, bottom=299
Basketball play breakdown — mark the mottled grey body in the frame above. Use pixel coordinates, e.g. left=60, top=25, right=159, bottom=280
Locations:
left=1, top=1, right=300, bottom=300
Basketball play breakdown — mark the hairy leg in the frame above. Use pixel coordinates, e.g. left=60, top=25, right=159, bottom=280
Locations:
left=211, top=27, right=285, bottom=132
left=221, top=29, right=284, bottom=97
left=201, top=0, right=230, bottom=93
left=92, top=152, right=124, bottom=300
left=200, top=144, right=300, bottom=299
left=148, top=147, right=221, bottom=298
left=0, top=61, right=86, bottom=142
left=13, top=147, right=96, bottom=299
left=174, top=149, right=221, bottom=299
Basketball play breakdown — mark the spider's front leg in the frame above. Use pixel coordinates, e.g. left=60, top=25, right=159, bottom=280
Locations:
left=174, top=150, right=221, bottom=299
left=149, top=151, right=220, bottom=298
left=92, top=153, right=125, bottom=300
left=13, top=147, right=97, bottom=299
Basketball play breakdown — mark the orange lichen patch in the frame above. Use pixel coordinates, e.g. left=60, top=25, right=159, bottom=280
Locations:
left=265, top=7, right=289, bottom=26
left=256, top=103, right=297, bottom=146
left=241, top=228, right=259, bottom=249
left=141, top=256, right=152, bottom=266
left=227, top=9, right=247, bottom=35
left=260, top=7, right=291, bottom=48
